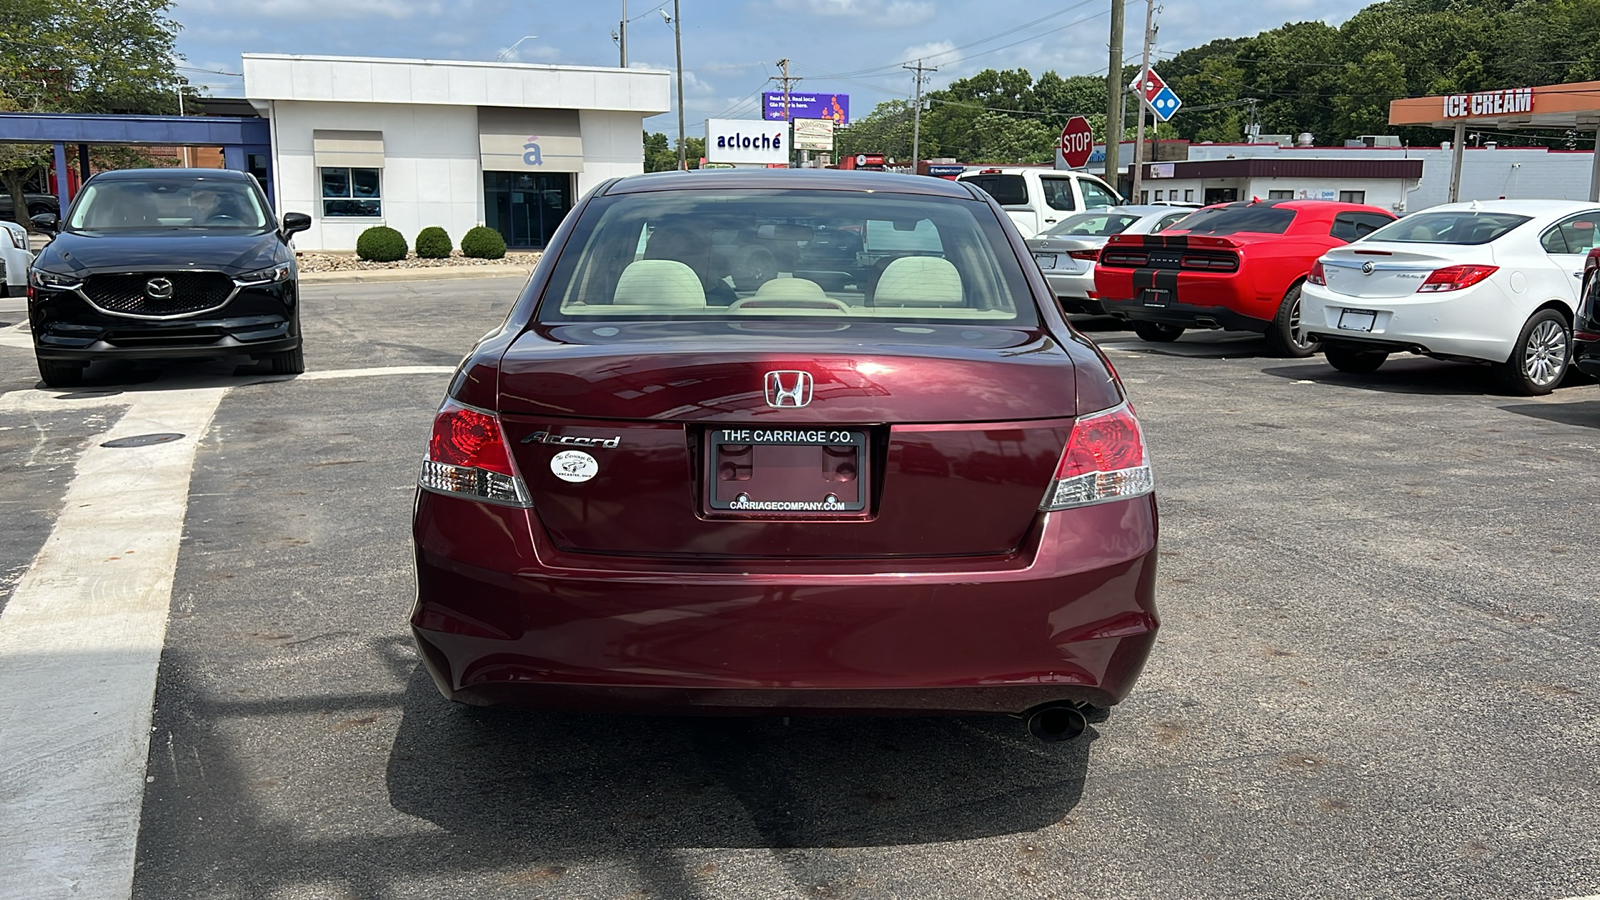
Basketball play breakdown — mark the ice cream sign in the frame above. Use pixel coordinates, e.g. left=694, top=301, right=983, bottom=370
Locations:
left=1443, top=88, right=1534, bottom=118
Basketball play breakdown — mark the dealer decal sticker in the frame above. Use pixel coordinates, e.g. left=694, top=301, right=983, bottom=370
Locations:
left=551, top=450, right=599, bottom=483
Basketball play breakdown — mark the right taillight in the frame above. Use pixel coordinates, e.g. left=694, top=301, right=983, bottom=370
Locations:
left=419, top=398, right=531, bottom=506
left=1417, top=264, right=1498, bottom=293
left=1307, top=260, right=1327, bottom=285
left=1040, top=402, right=1155, bottom=511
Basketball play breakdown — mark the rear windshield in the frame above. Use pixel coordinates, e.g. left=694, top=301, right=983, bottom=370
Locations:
left=1044, top=212, right=1140, bottom=237
left=1364, top=211, right=1531, bottom=245
left=1173, top=206, right=1296, bottom=235
left=66, top=177, right=269, bottom=231
left=536, top=190, right=1036, bottom=325
left=958, top=174, right=1028, bottom=206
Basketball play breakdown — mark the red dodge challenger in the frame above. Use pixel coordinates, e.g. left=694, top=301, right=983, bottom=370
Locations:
left=1094, top=199, right=1396, bottom=356
left=412, top=169, right=1159, bottom=742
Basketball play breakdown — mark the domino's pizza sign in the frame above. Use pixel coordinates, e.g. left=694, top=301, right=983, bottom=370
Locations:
left=1149, top=87, right=1182, bottom=122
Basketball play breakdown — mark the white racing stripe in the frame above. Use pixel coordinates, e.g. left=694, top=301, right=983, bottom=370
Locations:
left=0, top=364, right=456, bottom=899
left=0, top=387, right=225, bottom=900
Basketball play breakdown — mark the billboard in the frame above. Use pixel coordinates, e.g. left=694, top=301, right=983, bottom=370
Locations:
left=792, top=118, right=835, bottom=151
left=704, top=118, right=790, bottom=165
left=764, top=92, right=850, bottom=125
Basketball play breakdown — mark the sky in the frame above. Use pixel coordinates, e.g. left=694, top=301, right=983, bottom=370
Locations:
left=171, top=0, right=1374, bottom=137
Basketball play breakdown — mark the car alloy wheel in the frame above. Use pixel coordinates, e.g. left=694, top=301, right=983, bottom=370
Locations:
left=1265, top=284, right=1318, bottom=358
left=1523, top=317, right=1568, bottom=388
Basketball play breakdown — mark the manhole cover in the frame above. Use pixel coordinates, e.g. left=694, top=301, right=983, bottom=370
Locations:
left=101, top=432, right=185, bottom=449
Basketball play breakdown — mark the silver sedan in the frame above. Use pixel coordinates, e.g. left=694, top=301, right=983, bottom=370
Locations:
left=1026, top=206, right=1193, bottom=315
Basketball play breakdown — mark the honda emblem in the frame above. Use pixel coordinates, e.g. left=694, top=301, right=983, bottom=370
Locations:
left=764, top=370, right=813, bottom=408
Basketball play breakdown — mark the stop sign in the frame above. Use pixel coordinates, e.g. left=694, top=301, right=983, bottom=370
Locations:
left=1059, top=116, right=1094, bottom=169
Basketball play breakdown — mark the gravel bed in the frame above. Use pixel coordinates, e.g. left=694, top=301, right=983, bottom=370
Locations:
left=296, top=250, right=541, bottom=273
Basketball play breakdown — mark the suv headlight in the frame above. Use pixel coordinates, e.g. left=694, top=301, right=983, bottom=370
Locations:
left=235, top=263, right=293, bottom=286
left=28, top=269, right=82, bottom=290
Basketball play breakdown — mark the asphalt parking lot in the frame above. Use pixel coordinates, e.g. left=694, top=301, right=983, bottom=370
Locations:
left=2, top=277, right=1598, bottom=900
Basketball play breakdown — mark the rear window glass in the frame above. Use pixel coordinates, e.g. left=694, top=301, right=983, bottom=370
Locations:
left=1173, top=206, right=1297, bottom=235
left=1044, top=212, right=1139, bottom=237
left=1365, top=211, right=1530, bottom=245
left=959, top=174, right=1028, bottom=206
left=536, top=191, right=1036, bottom=325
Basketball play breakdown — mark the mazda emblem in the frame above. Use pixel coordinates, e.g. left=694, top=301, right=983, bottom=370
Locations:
left=145, top=277, right=174, bottom=300
left=1360, top=261, right=1376, bottom=275
left=764, top=371, right=813, bottom=408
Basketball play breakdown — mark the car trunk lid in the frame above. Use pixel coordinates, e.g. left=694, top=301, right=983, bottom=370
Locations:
left=1317, top=243, right=1480, bottom=300
left=496, top=321, right=1078, bottom=559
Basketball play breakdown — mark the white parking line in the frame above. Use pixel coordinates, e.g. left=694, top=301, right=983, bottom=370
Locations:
left=0, top=387, right=224, bottom=900
left=0, top=364, right=456, bottom=900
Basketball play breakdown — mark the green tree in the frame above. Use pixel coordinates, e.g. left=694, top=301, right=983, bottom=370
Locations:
left=0, top=0, right=185, bottom=227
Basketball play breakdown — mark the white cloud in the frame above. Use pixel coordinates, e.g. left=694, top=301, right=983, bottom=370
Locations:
left=179, top=0, right=446, bottom=19
left=766, top=0, right=934, bottom=25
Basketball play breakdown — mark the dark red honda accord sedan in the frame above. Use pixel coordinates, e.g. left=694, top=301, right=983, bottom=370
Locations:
left=412, top=169, right=1158, bottom=739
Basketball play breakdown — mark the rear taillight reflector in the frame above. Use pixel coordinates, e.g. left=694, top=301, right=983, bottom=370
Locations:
left=1418, top=264, right=1498, bottom=293
left=1307, top=260, right=1327, bottom=286
left=1040, top=402, right=1154, bottom=511
left=419, top=398, right=531, bottom=506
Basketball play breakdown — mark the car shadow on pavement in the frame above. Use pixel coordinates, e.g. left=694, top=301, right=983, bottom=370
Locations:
left=1498, top=399, right=1600, bottom=429
left=385, top=665, right=1094, bottom=852
left=1261, top=357, right=1507, bottom=395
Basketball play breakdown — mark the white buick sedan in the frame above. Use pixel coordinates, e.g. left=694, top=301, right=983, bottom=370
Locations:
left=1302, top=199, right=1600, bottom=394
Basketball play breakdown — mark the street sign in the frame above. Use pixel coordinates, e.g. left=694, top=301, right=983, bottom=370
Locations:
left=1149, top=86, right=1182, bottom=122
left=1130, top=68, right=1166, bottom=103
left=1059, top=116, right=1094, bottom=169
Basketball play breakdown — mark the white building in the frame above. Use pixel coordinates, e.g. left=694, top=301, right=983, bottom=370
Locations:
left=241, top=54, right=671, bottom=251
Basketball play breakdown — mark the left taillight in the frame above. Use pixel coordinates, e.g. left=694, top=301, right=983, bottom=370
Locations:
left=1040, top=402, right=1155, bottom=511
left=418, top=398, right=531, bottom=506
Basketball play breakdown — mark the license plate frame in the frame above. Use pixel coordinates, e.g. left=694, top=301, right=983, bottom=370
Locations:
left=1035, top=253, right=1057, bottom=270
left=706, top=427, right=869, bottom=515
left=1141, top=288, right=1170, bottom=308
left=1338, top=308, right=1378, bottom=332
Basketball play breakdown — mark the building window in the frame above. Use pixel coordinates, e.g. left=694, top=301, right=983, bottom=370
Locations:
left=321, top=167, right=382, bottom=217
left=1139, top=190, right=1149, bottom=204
left=1339, top=190, right=1367, bottom=204
left=1184, top=189, right=1194, bottom=201
left=1268, top=190, right=1294, bottom=200
left=1154, top=190, right=1164, bottom=200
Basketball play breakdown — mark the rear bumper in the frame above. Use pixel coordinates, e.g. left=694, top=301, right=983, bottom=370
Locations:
left=411, top=490, right=1160, bottom=714
left=1575, top=332, right=1600, bottom=377
left=1095, top=267, right=1274, bottom=332
left=1300, top=281, right=1522, bottom=363
left=1042, top=270, right=1104, bottom=314
left=1099, top=296, right=1269, bottom=332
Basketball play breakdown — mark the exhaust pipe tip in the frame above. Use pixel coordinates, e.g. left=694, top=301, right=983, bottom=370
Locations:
left=1026, top=703, right=1088, bottom=743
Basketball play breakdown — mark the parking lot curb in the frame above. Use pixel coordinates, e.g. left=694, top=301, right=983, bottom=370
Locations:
left=299, top=265, right=534, bottom=285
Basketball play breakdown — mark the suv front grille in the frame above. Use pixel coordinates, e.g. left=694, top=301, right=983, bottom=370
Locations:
left=82, top=272, right=235, bottom=318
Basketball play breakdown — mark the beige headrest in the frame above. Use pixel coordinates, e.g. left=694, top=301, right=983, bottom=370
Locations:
left=613, top=259, right=706, bottom=307
left=874, top=256, right=964, bottom=306
left=752, top=277, right=828, bottom=300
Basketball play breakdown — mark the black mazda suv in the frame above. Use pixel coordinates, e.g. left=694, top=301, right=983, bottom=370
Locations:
left=27, top=168, right=311, bottom=387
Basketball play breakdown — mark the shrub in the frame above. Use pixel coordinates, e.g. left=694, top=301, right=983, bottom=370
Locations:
left=461, top=225, right=507, bottom=260
left=355, top=226, right=407, bottom=262
left=415, top=226, right=452, bottom=259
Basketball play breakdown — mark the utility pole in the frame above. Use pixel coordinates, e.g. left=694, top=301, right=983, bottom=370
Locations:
left=905, top=59, right=936, bottom=170
left=671, top=0, right=685, bottom=169
left=1130, top=0, right=1156, bottom=204
left=619, top=0, right=628, bottom=67
left=1104, top=0, right=1124, bottom=186
left=775, top=59, right=801, bottom=166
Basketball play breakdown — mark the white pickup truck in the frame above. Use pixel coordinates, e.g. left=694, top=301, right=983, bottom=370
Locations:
left=957, top=167, right=1124, bottom=238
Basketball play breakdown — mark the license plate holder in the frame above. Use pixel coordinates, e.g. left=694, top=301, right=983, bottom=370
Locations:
left=1338, top=309, right=1378, bottom=332
left=707, top=428, right=868, bottom=515
left=1141, top=288, right=1170, bottom=308
left=1035, top=254, right=1057, bottom=270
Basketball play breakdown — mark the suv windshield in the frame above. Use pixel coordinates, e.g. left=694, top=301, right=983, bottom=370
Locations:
left=538, top=190, right=1035, bottom=325
left=1174, top=205, right=1296, bottom=235
left=1044, top=212, right=1140, bottom=237
left=67, top=177, right=270, bottom=231
left=1365, top=211, right=1531, bottom=245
